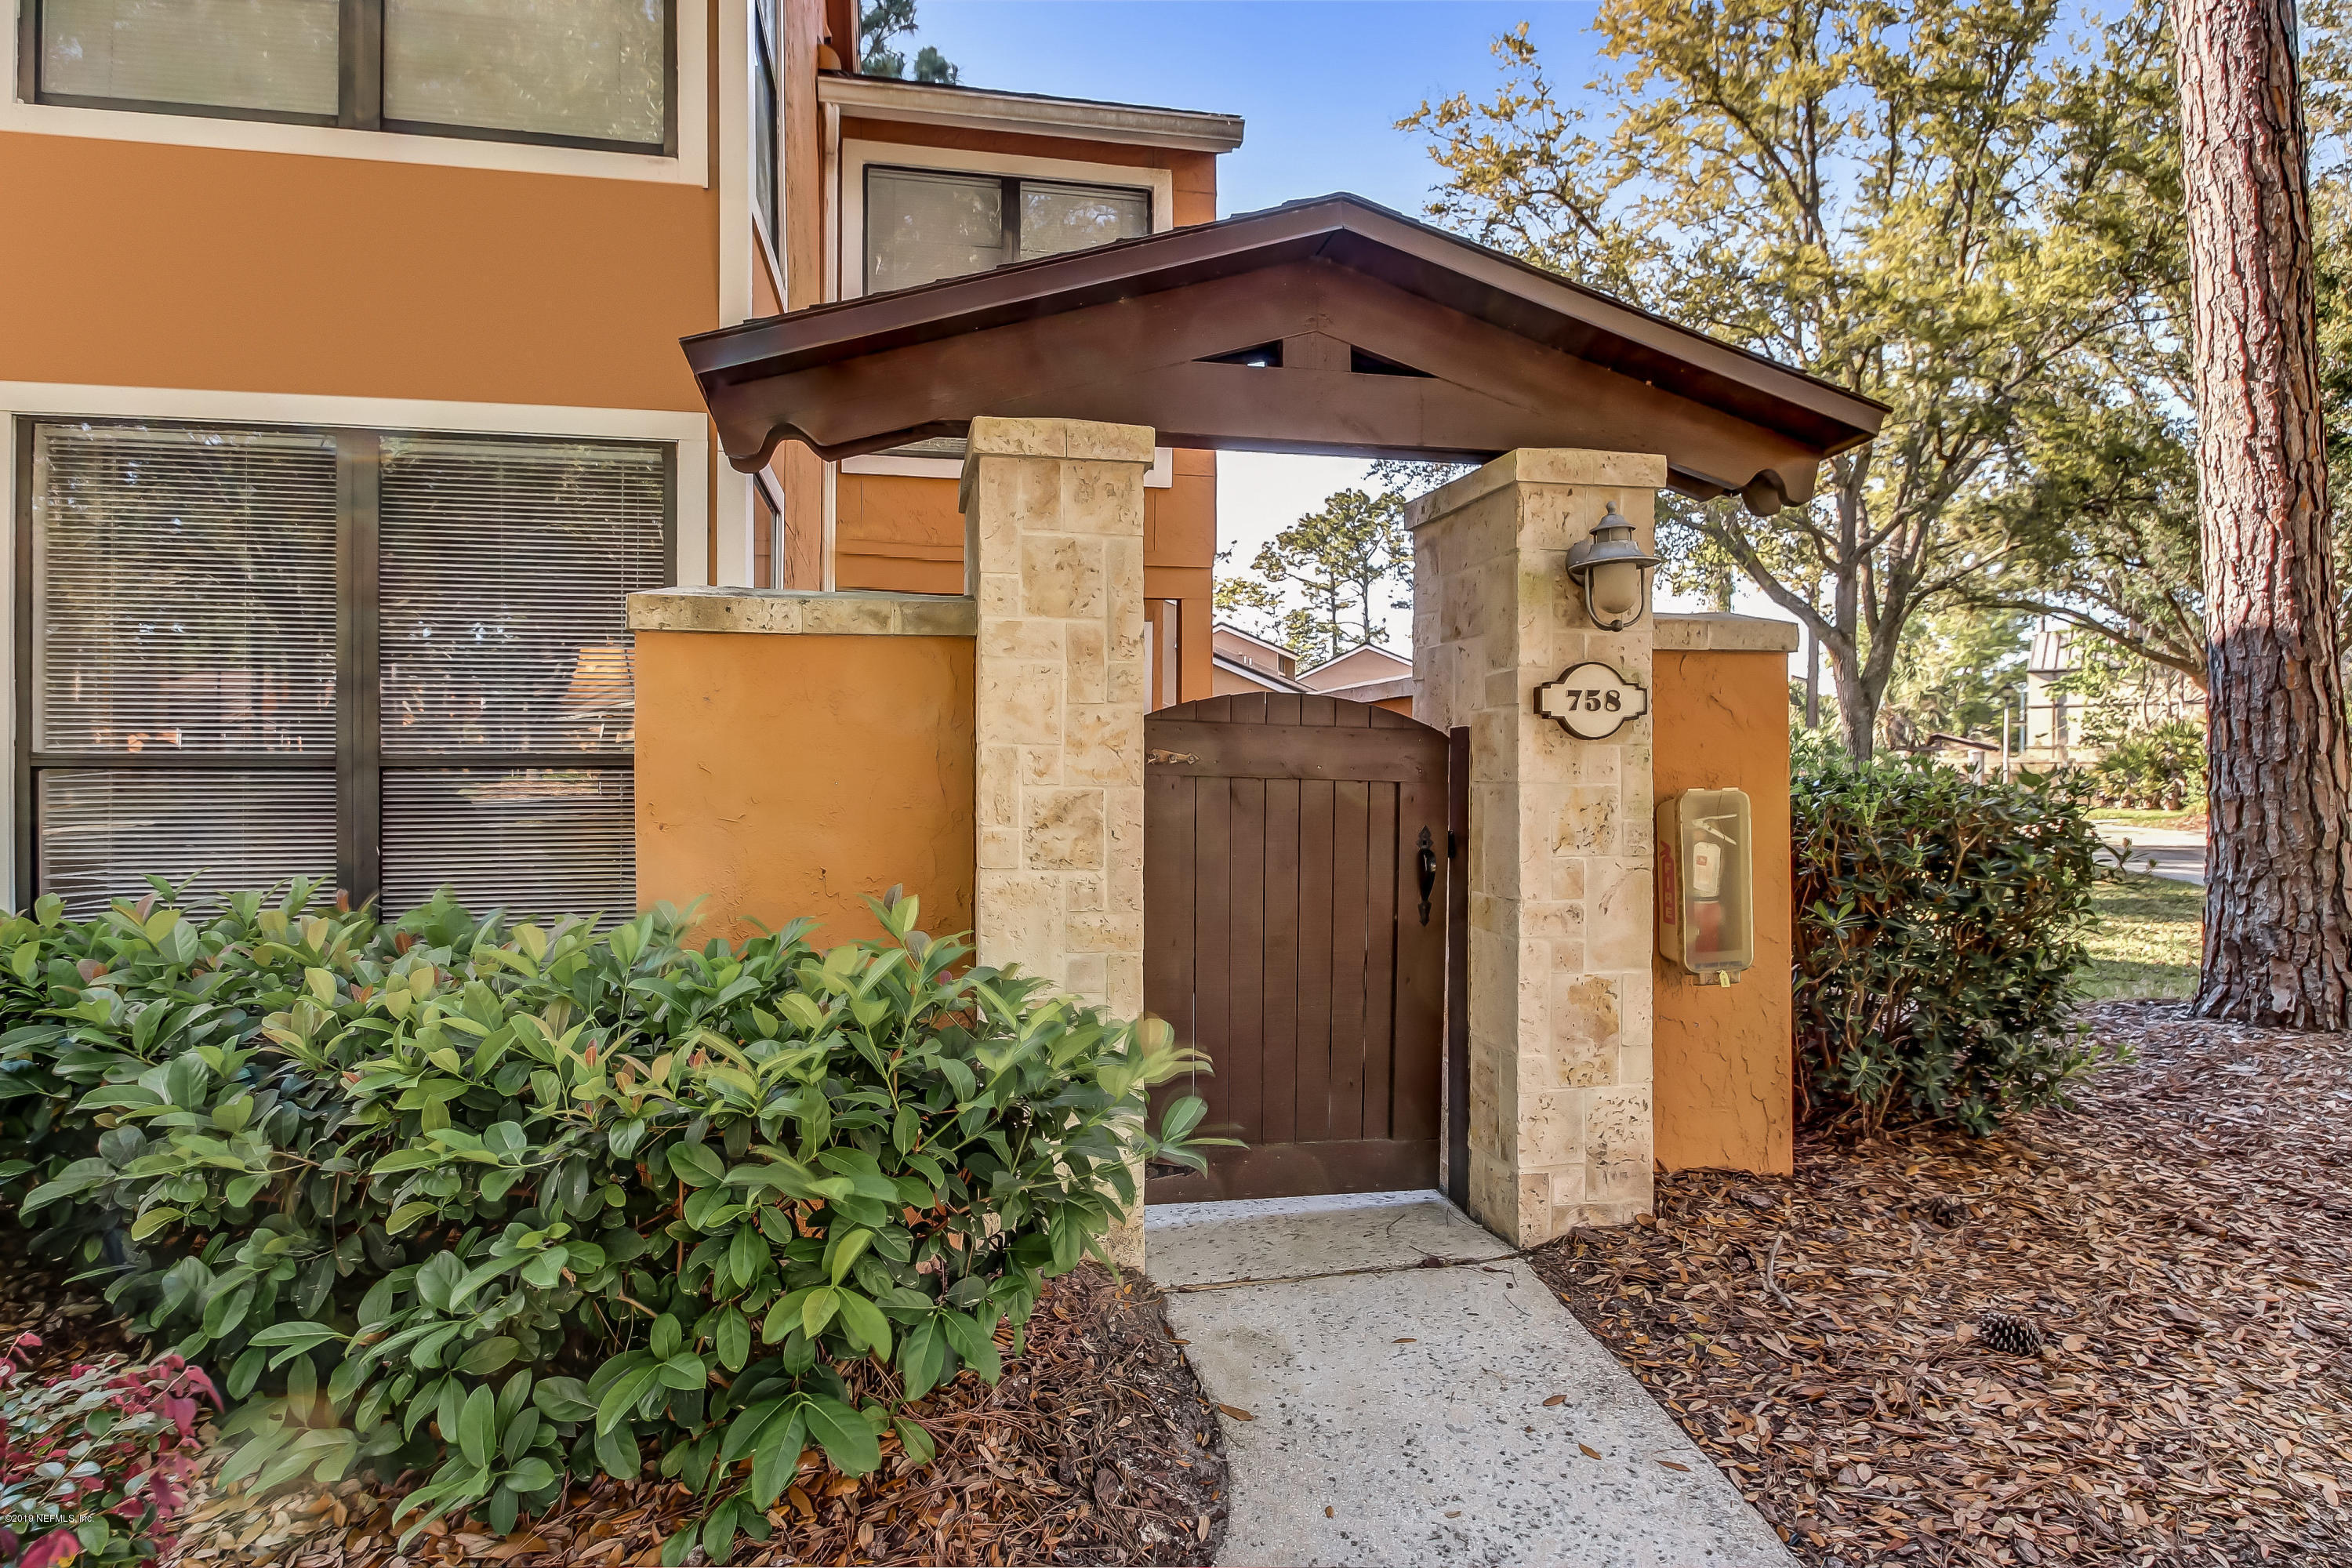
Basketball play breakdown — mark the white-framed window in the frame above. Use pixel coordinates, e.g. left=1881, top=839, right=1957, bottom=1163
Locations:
left=5, top=0, right=707, bottom=183
left=751, top=0, right=779, bottom=257
left=863, top=165, right=1150, bottom=292
left=8, top=405, right=688, bottom=917
left=835, top=141, right=1178, bottom=483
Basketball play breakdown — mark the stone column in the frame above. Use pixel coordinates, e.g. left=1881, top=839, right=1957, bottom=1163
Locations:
left=960, top=416, right=1154, bottom=1016
left=1406, top=449, right=1668, bottom=1246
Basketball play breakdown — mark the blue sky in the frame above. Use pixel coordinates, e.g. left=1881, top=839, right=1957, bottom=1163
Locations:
left=906, top=2, right=1753, bottom=642
left=909, top=2, right=1608, bottom=220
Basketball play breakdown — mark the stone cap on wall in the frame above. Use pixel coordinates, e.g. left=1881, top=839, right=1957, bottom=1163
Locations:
left=1403, top=448, right=1672, bottom=529
left=627, top=587, right=978, bottom=637
left=1654, top=612, right=1802, bottom=654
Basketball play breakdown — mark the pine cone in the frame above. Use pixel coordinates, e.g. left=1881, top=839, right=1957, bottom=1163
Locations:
left=1978, top=1312, right=2044, bottom=1356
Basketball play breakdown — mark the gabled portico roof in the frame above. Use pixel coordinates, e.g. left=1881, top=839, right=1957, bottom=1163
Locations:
left=681, top=194, right=1886, bottom=511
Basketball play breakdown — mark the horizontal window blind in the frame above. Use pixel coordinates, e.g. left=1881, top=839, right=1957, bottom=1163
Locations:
left=379, top=768, right=634, bottom=919
left=38, top=770, right=336, bottom=916
left=378, top=437, right=666, bottom=756
left=34, top=424, right=338, bottom=757
left=39, top=0, right=341, bottom=116
left=383, top=0, right=666, bottom=146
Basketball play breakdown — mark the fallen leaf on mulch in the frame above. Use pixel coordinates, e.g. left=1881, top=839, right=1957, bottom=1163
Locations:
left=1532, top=1000, right=2352, bottom=1567
left=0, top=1249, right=1228, bottom=1568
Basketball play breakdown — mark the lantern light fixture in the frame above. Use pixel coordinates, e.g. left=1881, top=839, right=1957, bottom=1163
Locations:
left=1563, top=500, right=1660, bottom=632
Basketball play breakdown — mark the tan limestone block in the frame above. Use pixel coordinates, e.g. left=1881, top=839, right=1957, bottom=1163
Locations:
left=796, top=596, right=899, bottom=635
left=1061, top=952, right=1109, bottom=1007
left=1552, top=972, right=1623, bottom=1047
left=978, top=746, right=1020, bottom=828
left=977, top=661, right=1062, bottom=748
left=1021, top=746, right=1062, bottom=787
left=976, top=827, right=1020, bottom=871
left=978, top=572, right=1022, bottom=619
left=1547, top=857, right=1588, bottom=902
left=968, top=457, right=1064, bottom=553
left=975, top=870, right=1060, bottom=973
left=1024, top=789, right=1106, bottom=871
left=1555, top=785, right=1622, bottom=856
left=1065, top=622, right=1107, bottom=705
left=1105, top=953, right=1142, bottom=1018
left=1585, top=862, right=1655, bottom=971
left=1584, top=1083, right=1652, bottom=1171
left=1064, top=703, right=1140, bottom=785
left=1521, top=1087, right=1588, bottom=1168
left=1062, top=463, right=1148, bottom=535
left=1021, top=536, right=1106, bottom=620
left=964, top=416, right=1075, bottom=460
left=981, top=618, right=1064, bottom=661
left=1067, top=873, right=1105, bottom=912
left=1062, top=421, right=1156, bottom=465
left=1104, top=659, right=1148, bottom=707
left=1066, top=904, right=1142, bottom=953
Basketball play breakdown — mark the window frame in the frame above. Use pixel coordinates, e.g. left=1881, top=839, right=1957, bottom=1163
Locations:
left=859, top=162, right=1155, bottom=295
left=18, top=0, right=680, bottom=158
left=11, top=415, right=677, bottom=910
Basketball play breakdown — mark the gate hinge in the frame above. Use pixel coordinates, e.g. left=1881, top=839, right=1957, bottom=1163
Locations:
left=1446, top=830, right=1458, bottom=858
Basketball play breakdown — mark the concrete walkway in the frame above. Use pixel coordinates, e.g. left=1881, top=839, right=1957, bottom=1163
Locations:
left=1149, top=1191, right=1797, bottom=1567
left=2095, top=824, right=2206, bottom=886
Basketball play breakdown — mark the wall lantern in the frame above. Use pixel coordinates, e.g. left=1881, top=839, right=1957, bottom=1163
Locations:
left=1564, top=501, right=1659, bottom=631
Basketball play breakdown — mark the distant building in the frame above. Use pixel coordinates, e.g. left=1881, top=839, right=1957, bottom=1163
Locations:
left=1211, top=622, right=1312, bottom=697
left=2021, top=626, right=2204, bottom=764
left=1299, top=643, right=1415, bottom=715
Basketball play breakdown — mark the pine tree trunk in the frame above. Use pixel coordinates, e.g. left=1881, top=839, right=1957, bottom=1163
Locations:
left=2178, top=0, right=2352, bottom=1028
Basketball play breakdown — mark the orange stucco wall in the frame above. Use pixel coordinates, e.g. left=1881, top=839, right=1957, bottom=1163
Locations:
left=1652, top=649, right=1795, bottom=1175
left=634, top=631, right=976, bottom=947
left=0, top=86, right=720, bottom=416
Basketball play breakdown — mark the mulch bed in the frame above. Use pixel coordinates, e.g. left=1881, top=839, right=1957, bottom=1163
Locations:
left=1, top=1249, right=1227, bottom=1567
left=1531, top=1000, right=2352, bottom=1567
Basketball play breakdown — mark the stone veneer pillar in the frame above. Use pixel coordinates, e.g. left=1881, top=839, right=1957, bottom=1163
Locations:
left=959, top=416, right=1154, bottom=1016
left=1406, top=449, right=1668, bottom=1246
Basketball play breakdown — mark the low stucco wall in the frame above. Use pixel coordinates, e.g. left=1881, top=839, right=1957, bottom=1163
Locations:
left=633, top=603, right=976, bottom=948
left=1650, top=627, right=1795, bottom=1175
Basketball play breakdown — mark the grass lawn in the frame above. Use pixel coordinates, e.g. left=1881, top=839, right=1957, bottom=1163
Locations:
left=2080, top=875, right=2204, bottom=999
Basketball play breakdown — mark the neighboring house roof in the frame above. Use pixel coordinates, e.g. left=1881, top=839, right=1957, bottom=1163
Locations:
left=815, top=71, right=1246, bottom=153
left=1298, top=642, right=1412, bottom=692
left=1313, top=673, right=1416, bottom=706
left=1211, top=651, right=1313, bottom=694
left=681, top=193, right=1889, bottom=510
left=1211, top=619, right=1296, bottom=666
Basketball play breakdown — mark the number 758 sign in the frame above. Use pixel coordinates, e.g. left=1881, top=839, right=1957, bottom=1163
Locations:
left=1534, top=662, right=1650, bottom=740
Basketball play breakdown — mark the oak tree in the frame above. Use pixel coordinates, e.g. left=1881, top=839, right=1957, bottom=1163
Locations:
left=1406, top=1, right=2161, bottom=756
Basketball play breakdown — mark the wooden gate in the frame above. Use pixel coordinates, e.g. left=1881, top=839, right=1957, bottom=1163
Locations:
left=1142, top=694, right=1450, bottom=1203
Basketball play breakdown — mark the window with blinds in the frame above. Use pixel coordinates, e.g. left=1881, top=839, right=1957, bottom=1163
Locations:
left=20, top=420, right=670, bottom=920
left=31, top=0, right=674, bottom=154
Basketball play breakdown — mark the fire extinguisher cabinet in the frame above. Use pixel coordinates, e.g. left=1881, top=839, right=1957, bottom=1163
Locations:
left=1657, top=788, right=1755, bottom=983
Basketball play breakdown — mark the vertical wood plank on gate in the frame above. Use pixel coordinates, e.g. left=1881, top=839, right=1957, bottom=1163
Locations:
left=1394, top=772, right=1447, bottom=1143
left=1265, top=693, right=1301, bottom=727
left=1327, top=780, right=1371, bottom=1140
left=1294, top=778, right=1336, bottom=1142
left=1299, top=695, right=1336, bottom=727
left=1192, top=778, right=1232, bottom=1140
left=1361, top=781, right=1399, bottom=1140
left=1227, top=776, right=1268, bottom=1143
left=1261, top=777, right=1302, bottom=1145
left=1144, top=770, right=1196, bottom=1103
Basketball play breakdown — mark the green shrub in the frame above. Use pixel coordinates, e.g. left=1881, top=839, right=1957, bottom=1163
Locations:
left=2085, top=717, right=2205, bottom=808
left=0, top=885, right=1208, bottom=1563
left=1791, top=753, right=2104, bottom=1133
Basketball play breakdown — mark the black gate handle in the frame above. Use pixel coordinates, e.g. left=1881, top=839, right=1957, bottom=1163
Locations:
left=1417, top=827, right=1438, bottom=924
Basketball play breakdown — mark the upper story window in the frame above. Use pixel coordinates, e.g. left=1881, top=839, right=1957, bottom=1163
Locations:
left=752, top=0, right=779, bottom=255
left=28, top=0, right=673, bottom=154
left=864, top=165, right=1150, bottom=293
